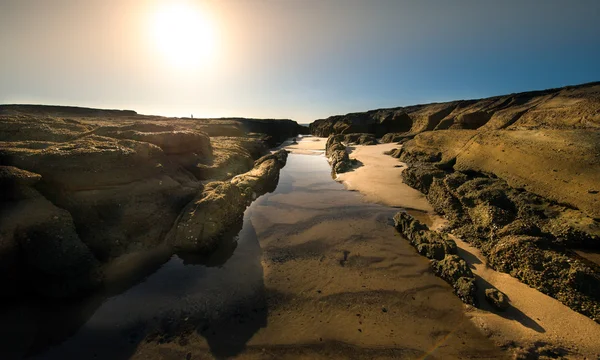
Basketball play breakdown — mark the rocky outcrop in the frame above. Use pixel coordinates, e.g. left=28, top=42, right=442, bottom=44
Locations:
left=310, top=109, right=413, bottom=137
left=0, top=135, right=199, bottom=262
left=324, top=133, right=376, bottom=176
left=325, top=135, right=352, bottom=175
left=381, top=132, right=413, bottom=144
left=0, top=115, right=93, bottom=142
left=398, top=129, right=600, bottom=219
left=393, top=212, right=476, bottom=305
left=0, top=107, right=297, bottom=300
left=0, top=104, right=137, bottom=117
left=94, top=127, right=212, bottom=156
left=171, top=150, right=288, bottom=252
left=339, top=133, right=378, bottom=145
left=233, top=118, right=307, bottom=147
left=0, top=166, right=101, bottom=300
left=1, top=105, right=305, bottom=149
left=392, top=146, right=600, bottom=322
left=193, top=137, right=268, bottom=181
left=382, top=83, right=600, bottom=321
left=309, top=82, right=600, bottom=138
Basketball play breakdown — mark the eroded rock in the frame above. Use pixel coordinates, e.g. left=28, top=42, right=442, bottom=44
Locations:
left=0, top=172, right=101, bottom=299
left=393, top=212, right=475, bottom=305
left=171, top=150, right=288, bottom=253
left=0, top=108, right=300, bottom=301
left=325, top=135, right=353, bottom=175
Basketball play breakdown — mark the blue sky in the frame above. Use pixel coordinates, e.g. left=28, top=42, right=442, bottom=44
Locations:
left=1, top=0, right=599, bottom=122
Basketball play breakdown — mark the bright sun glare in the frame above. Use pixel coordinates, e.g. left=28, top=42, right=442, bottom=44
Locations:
left=151, top=2, right=217, bottom=69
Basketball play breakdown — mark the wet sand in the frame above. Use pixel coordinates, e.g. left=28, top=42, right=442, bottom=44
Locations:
left=30, top=152, right=506, bottom=359
left=335, top=143, right=433, bottom=212
left=129, top=153, right=505, bottom=359
left=339, top=142, right=600, bottom=358
left=277, top=135, right=326, bottom=155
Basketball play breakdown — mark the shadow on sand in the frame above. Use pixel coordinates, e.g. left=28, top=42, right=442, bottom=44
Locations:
left=457, top=244, right=545, bottom=333
left=476, top=276, right=546, bottom=333
left=1, top=216, right=268, bottom=360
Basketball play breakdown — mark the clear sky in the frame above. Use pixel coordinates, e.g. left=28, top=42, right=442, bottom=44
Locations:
left=1, top=0, right=599, bottom=122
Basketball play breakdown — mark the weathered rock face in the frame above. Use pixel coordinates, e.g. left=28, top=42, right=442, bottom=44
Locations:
left=96, top=128, right=212, bottom=156
left=171, top=150, right=288, bottom=252
left=0, top=135, right=200, bottom=262
left=325, top=135, right=352, bottom=175
left=310, top=82, right=600, bottom=138
left=381, top=132, right=413, bottom=143
left=400, top=129, right=600, bottom=219
left=0, top=166, right=101, bottom=300
left=193, top=137, right=268, bottom=181
left=0, top=115, right=93, bottom=142
left=0, top=106, right=297, bottom=300
left=339, top=133, right=378, bottom=145
left=324, top=133, right=376, bottom=176
left=231, top=150, right=288, bottom=195
left=393, top=212, right=476, bottom=305
left=234, top=118, right=307, bottom=147
left=310, top=110, right=413, bottom=137
left=0, top=104, right=138, bottom=118
left=488, top=235, right=600, bottom=316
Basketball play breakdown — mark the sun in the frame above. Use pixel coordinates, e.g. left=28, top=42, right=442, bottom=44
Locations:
left=151, top=2, right=218, bottom=69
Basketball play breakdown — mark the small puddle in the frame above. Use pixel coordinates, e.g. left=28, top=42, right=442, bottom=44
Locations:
left=13, top=153, right=505, bottom=359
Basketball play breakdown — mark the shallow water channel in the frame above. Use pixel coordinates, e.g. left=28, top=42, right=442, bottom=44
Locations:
left=17, top=153, right=505, bottom=359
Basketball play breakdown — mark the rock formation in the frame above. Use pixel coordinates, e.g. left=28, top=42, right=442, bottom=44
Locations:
left=310, top=82, right=600, bottom=140
left=171, top=150, right=288, bottom=252
left=393, top=212, right=477, bottom=305
left=0, top=106, right=300, bottom=300
left=325, top=133, right=377, bottom=176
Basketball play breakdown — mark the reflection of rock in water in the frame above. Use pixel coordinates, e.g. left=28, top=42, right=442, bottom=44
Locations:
left=34, top=215, right=267, bottom=359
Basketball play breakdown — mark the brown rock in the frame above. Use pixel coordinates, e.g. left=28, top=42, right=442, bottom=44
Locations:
left=484, top=288, right=509, bottom=311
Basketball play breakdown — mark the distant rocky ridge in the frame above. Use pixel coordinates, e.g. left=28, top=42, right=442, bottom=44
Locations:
left=0, top=105, right=300, bottom=300
left=310, top=81, right=600, bottom=138
left=0, top=104, right=139, bottom=118
left=0, top=104, right=307, bottom=147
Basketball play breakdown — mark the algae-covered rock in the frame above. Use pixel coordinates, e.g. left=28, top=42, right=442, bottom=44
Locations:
left=394, top=212, right=475, bottom=305
left=427, top=177, right=464, bottom=226
left=432, top=255, right=477, bottom=306
left=172, top=150, right=288, bottom=253
left=488, top=235, right=600, bottom=321
left=401, top=165, right=446, bottom=194
left=485, top=288, right=509, bottom=311
left=432, top=254, right=474, bottom=283
left=232, top=150, right=288, bottom=195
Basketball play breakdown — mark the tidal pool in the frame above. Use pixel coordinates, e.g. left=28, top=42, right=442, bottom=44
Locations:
left=18, top=153, right=505, bottom=359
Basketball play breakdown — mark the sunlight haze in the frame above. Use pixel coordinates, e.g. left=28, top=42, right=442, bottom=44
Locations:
left=1, top=0, right=599, bottom=121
